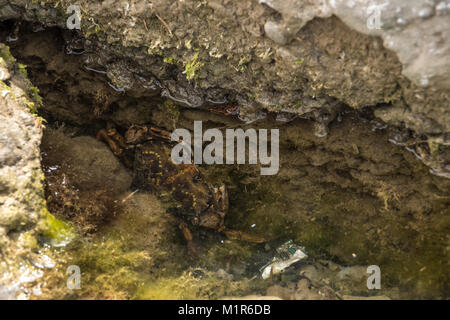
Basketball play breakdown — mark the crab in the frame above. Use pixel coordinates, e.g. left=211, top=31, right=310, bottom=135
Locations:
left=97, top=124, right=266, bottom=253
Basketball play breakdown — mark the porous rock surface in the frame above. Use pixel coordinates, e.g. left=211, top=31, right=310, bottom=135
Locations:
left=0, top=0, right=448, bottom=176
left=0, top=0, right=448, bottom=131
left=0, top=42, right=49, bottom=299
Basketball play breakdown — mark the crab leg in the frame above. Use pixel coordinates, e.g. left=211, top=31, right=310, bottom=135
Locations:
left=96, top=129, right=123, bottom=155
left=178, top=220, right=196, bottom=254
left=148, top=127, right=173, bottom=140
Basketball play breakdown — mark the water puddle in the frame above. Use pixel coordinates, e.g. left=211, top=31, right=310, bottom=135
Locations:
left=1, top=20, right=449, bottom=300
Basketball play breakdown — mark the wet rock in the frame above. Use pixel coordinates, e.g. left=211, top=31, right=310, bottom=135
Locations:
left=298, top=264, right=321, bottom=284
left=0, top=42, right=50, bottom=299
left=264, top=279, right=339, bottom=300
left=216, top=268, right=234, bottom=281
left=264, top=21, right=289, bottom=45
left=42, top=129, right=132, bottom=194
left=230, top=261, right=247, bottom=276
left=294, top=279, right=331, bottom=300
left=266, top=284, right=294, bottom=300
left=336, top=266, right=367, bottom=282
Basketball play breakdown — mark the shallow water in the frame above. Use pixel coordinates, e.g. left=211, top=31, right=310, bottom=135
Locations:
left=2, top=20, right=449, bottom=300
left=36, top=110, right=450, bottom=299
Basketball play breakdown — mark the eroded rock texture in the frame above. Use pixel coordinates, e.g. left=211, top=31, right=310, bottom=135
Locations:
left=0, top=0, right=448, bottom=176
left=0, top=43, right=50, bottom=299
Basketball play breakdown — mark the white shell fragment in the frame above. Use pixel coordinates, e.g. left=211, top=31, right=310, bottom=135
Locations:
left=261, top=241, right=308, bottom=279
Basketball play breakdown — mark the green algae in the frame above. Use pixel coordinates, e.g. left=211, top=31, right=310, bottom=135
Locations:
left=136, top=269, right=263, bottom=300
left=17, top=62, right=28, bottom=77
left=68, top=235, right=150, bottom=299
left=0, top=45, right=15, bottom=65
left=38, top=191, right=267, bottom=299
left=38, top=202, right=155, bottom=299
left=29, top=85, right=43, bottom=108
left=40, top=208, right=76, bottom=247
left=163, top=56, right=177, bottom=65
left=184, top=53, right=203, bottom=80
